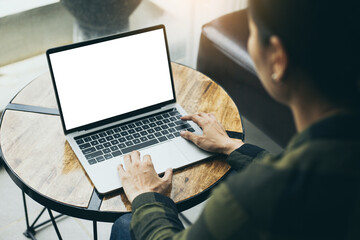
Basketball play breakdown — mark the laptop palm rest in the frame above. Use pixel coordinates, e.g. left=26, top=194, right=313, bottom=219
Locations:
left=89, top=141, right=188, bottom=194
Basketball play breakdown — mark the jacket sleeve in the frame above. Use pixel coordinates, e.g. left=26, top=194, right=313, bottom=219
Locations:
left=130, top=180, right=254, bottom=240
left=226, top=143, right=268, bottom=171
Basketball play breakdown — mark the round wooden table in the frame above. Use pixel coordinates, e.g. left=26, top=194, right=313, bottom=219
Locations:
left=0, top=62, right=243, bottom=229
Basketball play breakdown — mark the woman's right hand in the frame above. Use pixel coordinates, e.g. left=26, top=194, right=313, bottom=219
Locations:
left=180, top=112, right=244, bottom=155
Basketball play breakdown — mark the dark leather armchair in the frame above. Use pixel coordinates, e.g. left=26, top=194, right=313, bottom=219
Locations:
left=196, top=9, right=296, bottom=147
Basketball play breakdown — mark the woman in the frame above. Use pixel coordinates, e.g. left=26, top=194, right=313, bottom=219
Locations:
left=111, top=0, right=360, bottom=239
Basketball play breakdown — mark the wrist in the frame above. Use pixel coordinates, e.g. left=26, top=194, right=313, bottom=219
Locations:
left=222, top=138, right=244, bottom=155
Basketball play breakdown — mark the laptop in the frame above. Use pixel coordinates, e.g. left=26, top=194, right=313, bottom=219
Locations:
left=46, top=25, right=213, bottom=194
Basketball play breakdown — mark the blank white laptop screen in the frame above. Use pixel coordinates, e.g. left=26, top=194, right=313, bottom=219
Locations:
left=48, top=29, right=174, bottom=131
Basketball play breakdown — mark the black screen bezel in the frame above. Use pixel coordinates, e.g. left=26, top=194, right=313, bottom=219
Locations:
left=46, top=25, right=176, bottom=135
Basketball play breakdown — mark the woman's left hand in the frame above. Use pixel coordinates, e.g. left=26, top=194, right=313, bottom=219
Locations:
left=118, top=151, right=173, bottom=203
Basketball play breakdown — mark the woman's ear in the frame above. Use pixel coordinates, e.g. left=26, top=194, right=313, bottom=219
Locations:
left=269, top=36, right=288, bottom=83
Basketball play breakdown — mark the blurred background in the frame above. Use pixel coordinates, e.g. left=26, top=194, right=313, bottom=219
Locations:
left=0, top=0, right=247, bottom=111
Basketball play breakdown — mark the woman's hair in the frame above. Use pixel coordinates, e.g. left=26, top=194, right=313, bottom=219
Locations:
left=248, top=0, right=360, bottom=107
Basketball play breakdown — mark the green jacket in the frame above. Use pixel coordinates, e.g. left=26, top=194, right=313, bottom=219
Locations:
left=130, top=113, right=360, bottom=239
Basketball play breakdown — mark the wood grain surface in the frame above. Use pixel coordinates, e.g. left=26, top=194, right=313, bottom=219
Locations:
left=1, top=62, right=243, bottom=213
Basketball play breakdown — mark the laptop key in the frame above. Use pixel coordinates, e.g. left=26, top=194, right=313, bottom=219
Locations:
left=88, top=159, right=97, bottom=165
left=174, top=132, right=180, bottom=137
left=140, top=131, right=148, bottom=136
left=156, top=116, right=163, bottom=120
left=112, top=150, right=122, bottom=157
left=158, top=136, right=168, bottom=142
left=121, top=139, right=159, bottom=154
left=135, top=121, right=143, bottom=126
left=149, top=123, right=156, bottom=127
left=96, top=156, right=105, bottom=162
left=104, top=154, right=113, bottom=160
left=162, top=113, right=170, bottom=118
left=84, top=137, right=92, bottom=142
left=111, top=140, right=119, bottom=145
left=148, top=129, right=155, bottom=134
left=76, top=139, right=84, bottom=145
left=96, top=145, right=104, bottom=150
left=142, top=125, right=150, bottom=130
left=103, top=148, right=111, bottom=154
left=121, top=126, right=129, bottom=131
left=79, top=143, right=91, bottom=150
left=106, top=136, right=114, bottom=141
left=133, top=139, right=141, bottom=144
left=113, top=128, right=120, bottom=133
left=154, top=126, right=162, bottom=131
left=135, top=127, right=142, bottom=132
left=154, top=132, right=162, bottom=137
left=85, top=150, right=102, bottom=160
left=128, top=123, right=136, bottom=128
left=161, top=125, right=169, bottom=130
left=169, top=110, right=179, bottom=116
left=106, top=130, right=114, bottom=135
left=99, top=138, right=106, bottom=143
left=91, top=140, right=99, bottom=146
left=163, top=119, right=170, bottom=123
left=120, top=132, right=129, bottom=136
left=148, top=134, right=155, bottom=139
left=113, top=133, right=121, bottom=138
left=110, top=146, right=118, bottom=151
left=187, top=128, right=195, bottom=132
left=126, top=135, right=134, bottom=141
left=125, top=141, right=134, bottom=146
left=118, top=143, right=126, bottom=148
left=133, top=133, right=141, bottom=138
left=104, top=142, right=111, bottom=148
left=128, top=129, right=135, bottom=134
left=167, top=134, right=175, bottom=139
left=161, top=130, right=169, bottom=135
left=168, top=122, right=175, bottom=127
left=156, top=121, right=163, bottom=125
left=170, top=116, right=177, bottom=121
left=175, top=120, right=187, bottom=125
left=140, top=136, right=148, bottom=142
left=119, top=137, right=126, bottom=143
left=169, top=128, right=176, bottom=133
left=149, top=117, right=156, bottom=122
left=175, top=124, right=191, bottom=131
left=82, top=147, right=96, bottom=155
left=142, top=119, right=150, bottom=124
left=91, top=134, right=100, bottom=140
left=99, top=132, right=107, bottom=137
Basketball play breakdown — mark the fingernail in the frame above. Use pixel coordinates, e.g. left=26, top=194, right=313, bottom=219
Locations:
left=180, top=131, right=185, bottom=135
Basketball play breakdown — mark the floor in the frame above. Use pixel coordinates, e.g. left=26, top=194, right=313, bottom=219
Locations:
left=0, top=1, right=284, bottom=239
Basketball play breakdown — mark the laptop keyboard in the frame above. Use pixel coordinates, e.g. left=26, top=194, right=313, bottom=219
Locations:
left=74, top=109, right=194, bottom=165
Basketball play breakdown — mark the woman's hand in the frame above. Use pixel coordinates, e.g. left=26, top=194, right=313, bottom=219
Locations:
left=180, top=112, right=244, bottom=155
left=118, top=151, right=173, bottom=203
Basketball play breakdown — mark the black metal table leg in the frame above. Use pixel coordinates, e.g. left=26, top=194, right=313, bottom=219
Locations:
left=22, top=191, right=64, bottom=239
left=93, top=221, right=98, bottom=240
left=47, top=208, right=63, bottom=240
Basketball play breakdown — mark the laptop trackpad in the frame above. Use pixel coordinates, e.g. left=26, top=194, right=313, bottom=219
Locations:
left=140, top=141, right=189, bottom=173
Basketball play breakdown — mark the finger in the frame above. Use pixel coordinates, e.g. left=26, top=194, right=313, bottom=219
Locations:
left=117, top=164, right=126, bottom=178
left=162, top=168, right=173, bottom=182
left=180, top=130, right=200, bottom=144
left=181, top=114, right=206, bottom=127
left=143, top=154, right=154, bottom=167
left=123, top=154, right=132, bottom=170
left=208, top=112, right=217, bottom=120
left=130, top=150, right=141, bottom=164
